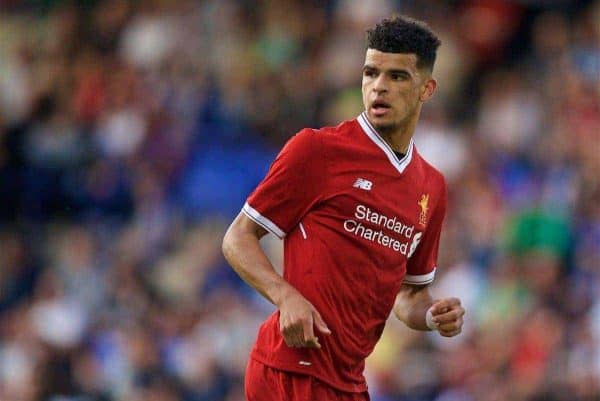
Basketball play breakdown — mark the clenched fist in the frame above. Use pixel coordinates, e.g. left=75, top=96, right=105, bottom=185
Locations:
left=427, top=298, right=465, bottom=337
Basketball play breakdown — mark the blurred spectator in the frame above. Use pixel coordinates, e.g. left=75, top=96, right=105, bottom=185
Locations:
left=0, top=1, right=598, bottom=400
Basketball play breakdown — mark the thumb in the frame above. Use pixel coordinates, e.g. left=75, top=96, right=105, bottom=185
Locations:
left=312, top=310, right=331, bottom=335
left=429, top=299, right=449, bottom=316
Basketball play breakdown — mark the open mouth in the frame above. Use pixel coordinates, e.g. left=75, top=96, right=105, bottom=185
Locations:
left=371, top=100, right=391, bottom=116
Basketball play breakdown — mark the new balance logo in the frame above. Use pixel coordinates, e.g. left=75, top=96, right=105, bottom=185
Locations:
left=353, top=178, right=372, bottom=191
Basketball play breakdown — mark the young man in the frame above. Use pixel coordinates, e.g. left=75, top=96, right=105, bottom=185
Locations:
left=222, top=16, right=465, bottom=401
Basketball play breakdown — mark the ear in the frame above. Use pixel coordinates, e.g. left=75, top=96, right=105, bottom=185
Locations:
left=419, top=77, right=437, bottom=102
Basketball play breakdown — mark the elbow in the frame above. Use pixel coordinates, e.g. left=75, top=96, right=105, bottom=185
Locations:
left=221, top=224, right=236, bottom=264
left=222, top=217, right=250, bottom=265
left=222, top=212, right=265, bottom=266
left=392, top=297, right=406, bottom=322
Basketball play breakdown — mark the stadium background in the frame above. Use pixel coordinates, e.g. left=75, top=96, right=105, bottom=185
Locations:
left=0, top=0, right=598, bottom=400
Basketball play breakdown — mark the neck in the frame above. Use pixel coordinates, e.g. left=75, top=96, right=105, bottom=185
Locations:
left=367, top=111, right=420, bottom=154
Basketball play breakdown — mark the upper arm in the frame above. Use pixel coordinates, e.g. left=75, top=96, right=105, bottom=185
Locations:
left=222, top=212, right=269, bottom=266
left=227, top=211, right=269, bottom=239
left=404, top=178, right=448, bottom=285
left=396, top=283, right=432, bottom=304
left=393, top=282, right=433, bottom=320
left=223, top=212, right=268, bottom=257
left=394, top=284, right=433, bottom=327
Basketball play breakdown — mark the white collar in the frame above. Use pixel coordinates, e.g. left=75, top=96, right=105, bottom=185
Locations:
left=357, top=112, right=414, bottom=174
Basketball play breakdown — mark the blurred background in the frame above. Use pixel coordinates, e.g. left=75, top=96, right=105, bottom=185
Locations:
left=0, top=0, right=598, bottom=400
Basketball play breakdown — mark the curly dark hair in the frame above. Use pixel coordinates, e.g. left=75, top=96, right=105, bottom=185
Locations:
left=366, top=16, right=441, bottom=72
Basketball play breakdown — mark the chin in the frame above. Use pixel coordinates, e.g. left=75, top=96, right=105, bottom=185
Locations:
left=372, top=121, right=397, bottom=134
left=368, top=114, right=395, bottom=129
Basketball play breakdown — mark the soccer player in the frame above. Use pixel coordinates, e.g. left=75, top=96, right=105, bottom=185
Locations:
left=222, top=15, right=465, bottom=401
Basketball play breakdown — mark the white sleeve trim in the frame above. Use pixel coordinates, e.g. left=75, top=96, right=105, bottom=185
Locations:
left=403, top=268, right=436, bottom=285
left=242, top=202, right=286, bottom=239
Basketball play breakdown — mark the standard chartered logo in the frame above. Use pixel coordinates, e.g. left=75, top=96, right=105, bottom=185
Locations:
left=343, top=204, right=422, bottom=257
left=408, top=232, right=422, bottom=258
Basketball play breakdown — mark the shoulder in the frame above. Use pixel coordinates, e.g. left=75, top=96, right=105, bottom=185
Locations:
left=413, top=149, right=448, bottom=204
left=281, top=127, right=322, bottom=154
left=413, top=148, right=446, bottom=185
left=287, top=118, right=358, bottom=153
left=277, top=126, right=331, bottom=167
left=311, top=118, right=359, bottom=140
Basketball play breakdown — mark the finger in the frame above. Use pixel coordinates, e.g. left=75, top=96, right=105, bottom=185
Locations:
left=282, top=323, right=303, bottom=347
left=305, top=337, right=321, bottom=349
left=290, top=325, right=305, bottom=347
left=282, top=329, right=299, bottom=347
left=280, top=318, right=296, bottom=347
left=438, top=318, right=463, bottom=336
left=438, top=321, right=461, bottom=332
left=432, top=308, right=465, bottom=324
left=312, top=310, right=331, bottom=335
left=302, top=317, right=318, bottom=347
left=439, top=327, right=462, bottom=337
left=430, top=298, right=461, bottom=316
left=279, top=319, right=292, bottom=346
left=430, top=298, right=461, bottom=314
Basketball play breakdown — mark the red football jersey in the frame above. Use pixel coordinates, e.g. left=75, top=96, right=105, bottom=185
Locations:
left=242, top=112, right=448, bottom=393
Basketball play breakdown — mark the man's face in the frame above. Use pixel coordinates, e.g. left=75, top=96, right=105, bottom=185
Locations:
left=361, top=49, right=433, bottom=134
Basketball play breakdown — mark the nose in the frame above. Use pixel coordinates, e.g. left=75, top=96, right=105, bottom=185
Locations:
left=372, top=74, right=388, bottom=94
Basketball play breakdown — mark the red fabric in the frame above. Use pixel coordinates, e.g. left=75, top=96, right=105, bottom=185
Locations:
left=245, top=114, right=447, bottom=392
left=245, top=358, right=369, bottom=401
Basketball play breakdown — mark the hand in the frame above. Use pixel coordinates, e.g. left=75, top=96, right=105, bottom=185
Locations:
left=428, top=298, right=465, bottom=337
left=277, top=287, right=331, bottom=348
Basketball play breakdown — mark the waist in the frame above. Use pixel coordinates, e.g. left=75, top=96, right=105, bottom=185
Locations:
left=250, top=312, right=372, bottom=393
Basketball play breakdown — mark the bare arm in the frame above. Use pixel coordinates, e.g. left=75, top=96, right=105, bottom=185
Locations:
left=222, top=212, right=289, bottom=305
left=393, top=283, right=435, bottom=331
left=394, top=283, right=465, bottom=337
left=222, top=212, right=330, bottom=348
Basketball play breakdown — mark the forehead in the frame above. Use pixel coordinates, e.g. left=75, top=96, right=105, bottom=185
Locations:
left=364, top=48, right=419, bottom=71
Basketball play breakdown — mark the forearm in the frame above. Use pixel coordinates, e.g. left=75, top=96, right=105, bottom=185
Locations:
left=393, top=284, right=435, bottom=331
left=222, top=215, right=294, bottom=306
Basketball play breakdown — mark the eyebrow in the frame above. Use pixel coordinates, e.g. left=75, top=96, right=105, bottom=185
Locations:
left=363, top=65, right=413, bottom=77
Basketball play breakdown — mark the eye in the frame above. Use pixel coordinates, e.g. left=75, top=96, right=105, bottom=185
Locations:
left=364, top=69, right=377, bottom=78
left=391, top=72, right=408, bottom=81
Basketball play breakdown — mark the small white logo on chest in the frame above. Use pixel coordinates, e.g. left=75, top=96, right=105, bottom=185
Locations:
left=353, top=178, right=372, bottom=191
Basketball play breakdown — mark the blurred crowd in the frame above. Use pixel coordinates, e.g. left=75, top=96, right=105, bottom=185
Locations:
left=0, top=0, right=598, bottom=400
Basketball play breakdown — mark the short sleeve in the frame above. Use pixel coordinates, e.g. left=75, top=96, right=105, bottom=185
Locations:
left=242, top=129, right=325, bottom=238
left=404, top=183, right=447, bottom=285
